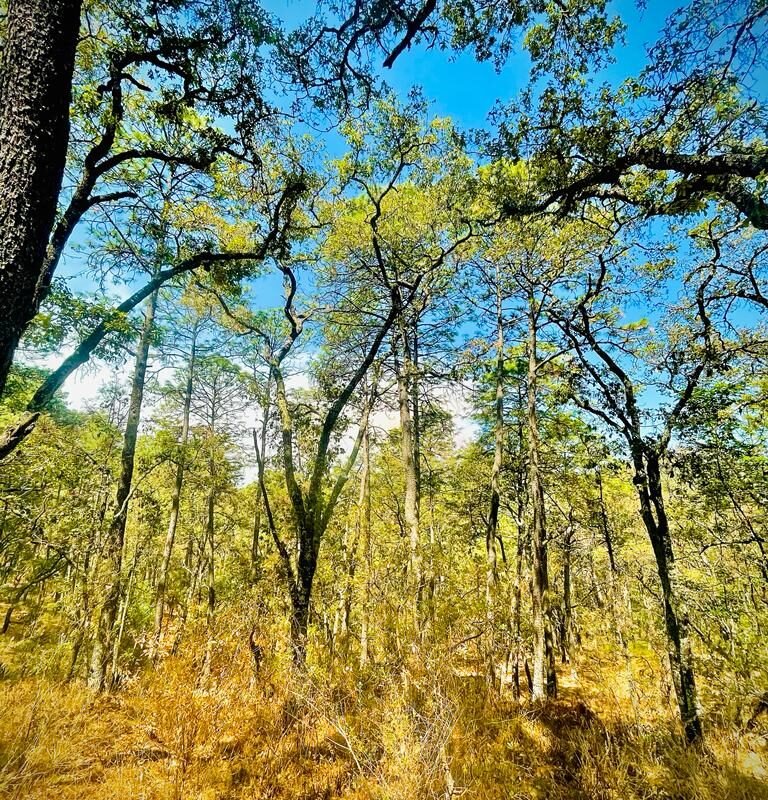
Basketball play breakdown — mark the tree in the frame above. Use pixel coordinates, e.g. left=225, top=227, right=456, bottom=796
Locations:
left=0, top=0, right=83, bottom=393
left=557, top=245, right=727, bottom=742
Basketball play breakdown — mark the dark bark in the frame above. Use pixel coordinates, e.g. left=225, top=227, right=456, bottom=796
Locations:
left=511, top=514, right=526, bottom=701
left=88, top=289, right=158, bottom=691
left=508, top=147, right=768, bottom=230
left=0, top=0, right=83, bottom=393
left=561, top=265, right=704, bottom=742
left=638, top=449, right=702, bottom=743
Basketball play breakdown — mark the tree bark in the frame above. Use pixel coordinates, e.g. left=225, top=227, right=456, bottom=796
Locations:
left=88, top=289, right=158, bottom=691
left=359, top=420, right=372, bottom=668
left=560, top=519, right=574, bottom=664
left=596, top=469, right=626, bottom=648
left=395, top=328, right=422, bottom=635
left=527, top=301, right=557, bottom=700
left=485, top=276, right=504, bottom=690
left=202, top=486, right=216, bottom=677
left=250, top=379, right=272, bottom=584
left=0, top=0, right=83, bottom=394
left=635, top=448, right=702, bottom=743
left=151, top=331, right=197, bottom=660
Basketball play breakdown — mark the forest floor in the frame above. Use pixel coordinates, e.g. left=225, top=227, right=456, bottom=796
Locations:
left=0, top=621, right=766, bottom=800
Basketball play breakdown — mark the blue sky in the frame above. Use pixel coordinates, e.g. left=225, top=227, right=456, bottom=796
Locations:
left=48, top=0, right=676, bottom=410
left=265, top=0, right=669, bottom=132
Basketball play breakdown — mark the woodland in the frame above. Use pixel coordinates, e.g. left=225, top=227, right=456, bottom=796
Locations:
left=0, top=0, right=767, bottom=798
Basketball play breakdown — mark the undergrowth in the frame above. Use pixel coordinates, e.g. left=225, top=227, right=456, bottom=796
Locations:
left=0, top=610, right=765, bottom=800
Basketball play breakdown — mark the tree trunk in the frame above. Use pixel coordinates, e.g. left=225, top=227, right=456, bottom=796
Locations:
left=527, top=303, right=556, bottom=700
left=0, top=0, right=82, bottom=393
left=88, top=289, right=157, bottom=691
left=596, top=469, right=626, bottom=648
left=395, top=330, right=421, bottom=634
left=202, top=487, right=216, bottom=677
left=485, top=277, right=505, bottom=691
left=511, top=512, right=526, bottom=700
left=561, top=520, right=574, bottom=664
left=111, top=538, right=140, bottom=682
left=250, top=380, right=271, bottom=584
left=291, top=539, right=315, bottom=665
left=151, top=334, right=197, bottom=660
left=359, top=421, right=372, bottom=668
left=636, top=448, right=702, bottom=743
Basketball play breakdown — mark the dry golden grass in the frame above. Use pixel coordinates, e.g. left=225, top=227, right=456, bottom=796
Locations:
left=0, top=616, right=766, bottom=800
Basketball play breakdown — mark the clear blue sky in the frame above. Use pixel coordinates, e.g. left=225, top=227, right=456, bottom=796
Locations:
left=265, top=0, right=670, bottom=131
left=49, top=0, right=676, bottom=407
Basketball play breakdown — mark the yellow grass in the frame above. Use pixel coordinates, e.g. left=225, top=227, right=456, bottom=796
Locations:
left=0, top=618, right=765, bottom=800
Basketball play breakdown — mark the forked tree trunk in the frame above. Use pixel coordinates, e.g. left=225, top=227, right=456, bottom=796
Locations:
left=0, top=0, right=82, bottom=393
left=88, top=289, right=158, bottom=691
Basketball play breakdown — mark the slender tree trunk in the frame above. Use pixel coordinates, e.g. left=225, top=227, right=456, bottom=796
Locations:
left=151, top=334, right=197, bottom=660
left=596, top=469, right=626, bottom=648
left=171, top=536, right=204, bottom=656
left=527, top=302, right=556, bottom=700
left=111, top=538, right=140, bottom=681
left=511, top=510, right=526, bottom=700
left=88, top=288, right=158, bottom=691
left=635, top=448, right=702, bottom=743
left=485, top=277, right=504, bottom=690
left=359, top=421, right=372, bottom=668
left=202, top=487, right=216, bottom=677
left=561, top=520, right=574, bottom=664
left=395, top=331, right=421, bottom=634
left=0, top=0, right=82, bottom=393
left=250, top=380, right=271, bottom=584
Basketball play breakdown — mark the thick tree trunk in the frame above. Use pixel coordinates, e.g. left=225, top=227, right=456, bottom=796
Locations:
left=527, top=304, right=557, bottom=700
left=88, top=289, right=157, bottom=691
left=291, top=539, right=315, bottom=666
left=0, top=0, right=82, bottom=394
left=151, top=335, right=197, bottom=660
